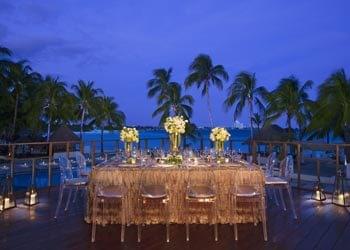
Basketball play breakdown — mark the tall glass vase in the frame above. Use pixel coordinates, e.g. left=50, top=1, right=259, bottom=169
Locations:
left=169, top=133, right=181, bottom=154
left=124, top=142, right=133, bottom=158
left=214, top=141, right=224, bottom=155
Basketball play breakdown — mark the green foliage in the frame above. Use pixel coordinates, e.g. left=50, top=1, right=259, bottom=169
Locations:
left=94, top=96, right=125, bottom=130
left=0, top=45, right=126, bottom=142
left=265, top=76, right=313, bottom=140
left=148, top=68, right=194, bottom=126
left=224, top=71, right=267, bottom=138
left=185, top=54, right=228, bottom=126
left=308, top=69, right=350, bottom=141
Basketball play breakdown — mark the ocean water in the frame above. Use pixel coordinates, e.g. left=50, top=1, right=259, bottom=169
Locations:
left=81, top=128, right=252, bottom=153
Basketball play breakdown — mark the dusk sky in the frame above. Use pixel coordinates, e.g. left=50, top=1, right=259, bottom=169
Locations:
left=1, top=0, right=349, bottom=127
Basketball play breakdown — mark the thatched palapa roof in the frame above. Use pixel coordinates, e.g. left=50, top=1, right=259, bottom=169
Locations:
left=245, top=124, right=291, bottom=143
left=50, top=126, right=80, bottom=142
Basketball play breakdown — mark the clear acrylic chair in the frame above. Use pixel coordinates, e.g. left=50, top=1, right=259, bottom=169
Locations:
left=75, top=151, right=90, bottom=177
left=54, top=156, right=88, bottom=219
left=264, top=152, right=281, bottom=205
left=230, top=181, right=267, bottom=241
left=137, top=168, right=170, bottom=242
left=265, top=155, right=297, bottom=219
left=185, top=168, right=218, bottom=241
left=91, top=175, right=127, bottom=243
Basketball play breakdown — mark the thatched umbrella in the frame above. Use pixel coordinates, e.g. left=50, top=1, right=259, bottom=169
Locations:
left=50, top=126, right=81, bottom=153
left=243, top=124, right=291, bottom=156
left=251, top=124, right=291, bottom=142
left=49, top=126, right=80, bottom=142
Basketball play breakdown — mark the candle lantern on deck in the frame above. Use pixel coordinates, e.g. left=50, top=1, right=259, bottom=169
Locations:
left=311, top=157, right=326, bottom=201
left=24, top=186, right=39, bottom=206
left=1, top=176, right=17, bottom=210
left=332, top=168, right=350, bottom=207
left=24, top=159, right=39, bottom=206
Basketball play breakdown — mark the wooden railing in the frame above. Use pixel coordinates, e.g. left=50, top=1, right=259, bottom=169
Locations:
left=2, top=138, right=348, bottom=190
left=251, top=140, right=350, bottom=188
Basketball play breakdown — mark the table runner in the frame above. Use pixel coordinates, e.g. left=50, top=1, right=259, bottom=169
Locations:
left=86, top=161, right=265, bottom=225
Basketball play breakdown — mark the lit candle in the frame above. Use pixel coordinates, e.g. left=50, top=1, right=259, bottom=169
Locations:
left=338, top=194, right=344, bottom=205
left=316, top=190, right=321, bottom=200
left=30, top=193, right=37, bottom=204
left=4, top=197, right=10, bottom=209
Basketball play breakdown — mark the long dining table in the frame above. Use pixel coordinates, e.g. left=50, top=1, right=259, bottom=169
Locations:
left=85, top=160, right=265, bottom=225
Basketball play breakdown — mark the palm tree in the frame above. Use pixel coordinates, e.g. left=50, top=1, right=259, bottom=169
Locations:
left=185, top=54, right=228, bottom=126
left=224, top=71, right=267, bottom=140
left=147, top=68, right=177, bottom=104
left=6, top=60, right=41, bottom=139
left=265, top=76, right=313, bottom=140
left=152, top=83, right=194, bottom=125
left=308, top=69, right=350, bottom=143
left=0, top=46, right=12, bottom=56
left=94, top=96, right=125, bottom=153
left=252, top=113, right=263, bottom=131
left=39, top=76, right=69, bottom=141
left=72, top=80, right=103, bottom=139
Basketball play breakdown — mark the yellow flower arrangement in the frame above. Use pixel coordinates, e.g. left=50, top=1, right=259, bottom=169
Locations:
left=164, top=116, right=188, bottom=134
left=210, top=127, right=230, bottom=142
left=120, top=127, right=139, bottom=143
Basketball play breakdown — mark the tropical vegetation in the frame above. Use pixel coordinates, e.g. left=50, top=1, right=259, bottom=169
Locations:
left=185, top=54, right=229, bottom=126
left=0, top=45, right=125, bottom=143
left=264, top=76, right=313, bottom=140
left=1, top=44, right=350, bottom=145
left=224, top=71, right=267, bottom=140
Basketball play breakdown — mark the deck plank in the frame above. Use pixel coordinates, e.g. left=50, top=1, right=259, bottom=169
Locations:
left=0, top=188, right=349, bottom=250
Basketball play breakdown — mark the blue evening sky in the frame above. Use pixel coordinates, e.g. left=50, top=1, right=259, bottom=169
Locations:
left=1, top=0, right=349, bottom=127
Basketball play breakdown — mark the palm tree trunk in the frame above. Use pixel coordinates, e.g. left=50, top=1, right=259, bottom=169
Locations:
left=249, top=100, right=254, bottom=139
left=100, top=126, right=104, bottom=154
left=80, top=109, right=85, bottom=139
left=206, top=91, right=214, bottom=127
left=47, top=116, right=52, bottom=142
left=343, top=125, right=350, bottom=162
left=12, top=92, right=19, bottom=140
left=287, top=115, right=292, bottom=140
left=249, top=100, right=254, bottom=153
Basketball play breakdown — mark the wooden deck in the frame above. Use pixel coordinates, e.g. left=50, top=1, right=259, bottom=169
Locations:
left=1, top=188, right=350, bottom=250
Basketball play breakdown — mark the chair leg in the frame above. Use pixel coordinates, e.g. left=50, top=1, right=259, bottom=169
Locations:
left=166, top=201, right=170, bottom=243
left=185, top=199, right=189, bottom=241
left=212, top=202, right=218, bottom=241
left=121, top=198, right=126, bottom=243
left=137, top=197, right=142, bottom=243
left=251, top=203, right=257, bottom=226
left=64, top=188, right=72, bottom=211
left=91, top=197, right=98, bottom=243
left=137, top=224, right=141, bottom=243
left=233, top=195, right=238, bottom=241
left=273, top=189, right=279, bottom=206
left=286, top=185, right=297, bottom=219
left=73, top=187, right=79, bottom=203
left=234, top=224, right=238, bottom=241
left=54, top=184, right=64, bottom=219
left=121, top=224, right=125, bottom=243
left=279, top=188, right=287, bottom=211
left=261, top=196, right=268, bottom=241
left=166, top=223, right=170, bottom=243
left=186, top=223, right=189, bottom=242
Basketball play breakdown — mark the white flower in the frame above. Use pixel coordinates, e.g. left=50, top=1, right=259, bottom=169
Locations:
left=164, top=116, right=188, bottom=134
left=210, top=127, right=230, bottom=142
left=120, top=127, right=139, bottom=142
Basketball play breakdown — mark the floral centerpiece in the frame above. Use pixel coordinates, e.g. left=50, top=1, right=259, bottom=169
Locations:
left=120, top=127, right=139, bottom=161
left=210, top=127, right=230, bottom=154
left=164, top=116, right=188, bottom=161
